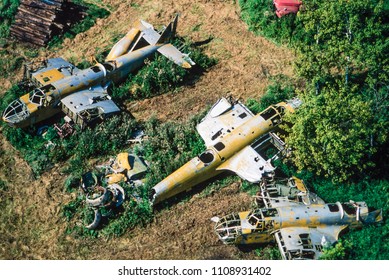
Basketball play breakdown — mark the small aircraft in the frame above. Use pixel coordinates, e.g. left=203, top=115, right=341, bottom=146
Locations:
left=150, top=96, right=301, bottom=204
left=2, top=15, right=194, bottom=129
left=212, top=177, right=383, bottom=260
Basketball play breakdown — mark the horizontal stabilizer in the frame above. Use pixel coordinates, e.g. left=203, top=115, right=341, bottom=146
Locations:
left=157, top=43, right=195, bottom=68
left=274, top=226, right=342, bottom=260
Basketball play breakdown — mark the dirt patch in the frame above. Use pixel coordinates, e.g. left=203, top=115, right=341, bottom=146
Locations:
left=0, top=0, right=293, bottom=259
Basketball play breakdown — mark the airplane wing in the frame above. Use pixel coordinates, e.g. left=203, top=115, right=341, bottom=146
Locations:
left=60, top=85, right=120, bottom=126
left=31, top=58, right=80, bottom=86
left=157, top=43, right=195, bottom=68
left=197, top=97, right=255, bottom=146
left=216, top=145, right=274, bottom=183
left=258, top=177, right=326, bottom=209
left=273, top=226, right=346, bottom=260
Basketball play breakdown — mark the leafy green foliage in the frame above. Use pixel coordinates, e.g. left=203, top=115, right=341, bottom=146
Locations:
left=286, top=81, right=384, bottom=182
left=295, top=0, right=388, bottom=84
left=246, top=75, right=296, bottom=114
left=320, top=240, right=351, bottom=260
left=0, top=0, right=20, bottom=38
left=239, top=0, right=305, bottom=45
left=255, top=246, right=282, bottom=260
left=0, top=50, right=24, bottom=79
left=0, top=179, right=8, bottom=191
left=139, top=114, right=206, bottom=189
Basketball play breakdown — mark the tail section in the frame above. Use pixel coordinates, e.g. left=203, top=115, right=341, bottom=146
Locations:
left=156, top=14, right=179, bottom=44
left=106, top=14, right=195, bottom=68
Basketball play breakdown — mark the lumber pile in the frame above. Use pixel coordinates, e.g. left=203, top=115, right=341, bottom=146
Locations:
left=10, top=0, right=86, bottom=47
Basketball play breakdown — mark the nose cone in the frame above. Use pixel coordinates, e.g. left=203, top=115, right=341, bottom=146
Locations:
left=213, top=213, right=242, bottom=245
left=2, top=99, right=29, bottom=126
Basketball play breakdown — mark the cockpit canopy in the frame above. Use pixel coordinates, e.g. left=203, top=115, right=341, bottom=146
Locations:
left=2, top=99, right=29, bottom=124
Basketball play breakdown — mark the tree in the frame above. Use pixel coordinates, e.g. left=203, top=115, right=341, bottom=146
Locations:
left=286, top=81, right=386, bottom=181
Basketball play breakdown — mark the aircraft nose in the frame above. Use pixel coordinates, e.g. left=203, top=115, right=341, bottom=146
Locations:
left=214, top=213, right=242, bottom=244
left=2, top=99, right=29, bottom=125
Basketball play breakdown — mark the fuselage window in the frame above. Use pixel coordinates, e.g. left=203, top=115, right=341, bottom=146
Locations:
left=328, top=203, right=339, bottom=212
left=102, top=63, right=114, bottom=72
left=342, top=203, right=357, bottom=215
left=248, top=215, right=259, bottom=226
left=199, top=150, right=215, bottom=164
left=214, top=142, right=225, bottom=151
left=239, top=112, right=247, bottom=119
left=91, top=66, right=102, bottom=73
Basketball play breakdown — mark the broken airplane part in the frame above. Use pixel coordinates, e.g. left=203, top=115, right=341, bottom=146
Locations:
left=2, top=15, right=195, bottom=129
left=213, top=177, right=383, bottom=260
left=150, top=97, right=301, bottom=204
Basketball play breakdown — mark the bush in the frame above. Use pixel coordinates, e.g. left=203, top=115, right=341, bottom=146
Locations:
left=246, top=75, right=296, bottom=114
left=0, top=0, right=20, bottom=38
left=239, top=0, right=305, bottom=45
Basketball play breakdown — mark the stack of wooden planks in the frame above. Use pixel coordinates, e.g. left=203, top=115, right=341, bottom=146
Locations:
left=10, top=0, right=85, bottom=46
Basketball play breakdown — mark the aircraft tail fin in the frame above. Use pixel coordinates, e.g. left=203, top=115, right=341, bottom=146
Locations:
left=156, top=14, right=178, bottom=44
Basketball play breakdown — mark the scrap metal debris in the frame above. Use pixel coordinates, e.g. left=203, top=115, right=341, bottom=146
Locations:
left=273, top=0, right=302, bottom=18
left=81, top=153, right=148, bottom=229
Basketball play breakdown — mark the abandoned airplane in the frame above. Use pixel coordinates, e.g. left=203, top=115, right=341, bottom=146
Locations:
left=150, top=97, right=301, bottom=204
left=213, top=177, right=383, bottom=260
left=2, top=15, right=194, bottom=129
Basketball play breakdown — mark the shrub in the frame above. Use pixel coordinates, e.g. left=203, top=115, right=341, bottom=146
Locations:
left=0, top=0, right=20, bottom=38
left=246, top=75, right=296, bottom=114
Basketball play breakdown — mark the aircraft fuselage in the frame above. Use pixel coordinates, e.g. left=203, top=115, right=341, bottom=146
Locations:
left=151, top=101, right=296, bottom=204
left=3, top=44, right=163, bottom=128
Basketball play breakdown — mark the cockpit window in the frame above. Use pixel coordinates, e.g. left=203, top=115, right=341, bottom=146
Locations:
left=260, top=107, right=277, bottom=120
left=328, top=203, right=339, bottom=212
left=29, top=88, right=45, bottom=105
left=90, top=66, right=101, bottom=73
left=102, top=63, right=115, bottom=72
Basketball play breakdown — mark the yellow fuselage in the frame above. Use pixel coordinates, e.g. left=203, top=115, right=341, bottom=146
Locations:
left=151, top=102, right=295, bottom=204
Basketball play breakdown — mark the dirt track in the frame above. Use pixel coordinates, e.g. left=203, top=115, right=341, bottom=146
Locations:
left=0, top=0, right=293, bottom=259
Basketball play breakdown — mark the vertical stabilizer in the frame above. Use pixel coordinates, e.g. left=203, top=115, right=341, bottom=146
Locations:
left=156, top=14, right=178, bottom=44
